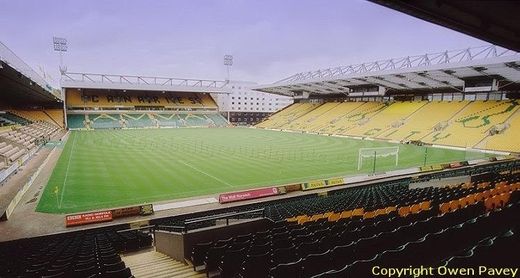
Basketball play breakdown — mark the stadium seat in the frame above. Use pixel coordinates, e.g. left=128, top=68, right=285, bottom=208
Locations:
left=193, top=241, right=214, bottom=269
left=239, top=252, right=271, bottom=278
left=219, top=248, right=248, bottom=278
left=301, top=250, right=333, bottom=278
left=269, top=259, right=302, bottom=278
left=101, top=267, right=132, bottom=278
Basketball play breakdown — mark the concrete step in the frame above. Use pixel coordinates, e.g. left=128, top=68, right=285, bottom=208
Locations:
left=122, top=249, right=205, bottom=278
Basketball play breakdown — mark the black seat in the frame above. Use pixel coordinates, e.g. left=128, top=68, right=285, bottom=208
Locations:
left=301, top=250, right=333, bottom=278
left=250, top=242, right=272, bottom=255
left=215, top=238, right=233, bottom=247
left=102, top=267, right=132, bottom=278
left=73, top=265, right=98, bottom=278
left=101, top=260, right=126, bottom=272
left=353, top=235, right=380, bottom=261
left=42, top=272, right=66, bottom=278
left=272, top=246, right=298, bottom=265
left=239, top=252, right=271, bottom=278
left=296, top=239, right=320, bottom=257
left=204, top=245, right=228, bottom=275
left=100, top=253, right=121, bottom=265
left=219, top=247, right=247, bottom=278
left=330, top=242, right=355, bottom=270
left=342, top=255, right=378, bottom=278
left=191, top=241, right=213, bottom=270
left=269, top=259, right=302, bottom=278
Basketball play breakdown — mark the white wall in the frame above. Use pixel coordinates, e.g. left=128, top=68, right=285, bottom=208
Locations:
left=213, top=81, right=293, bottom=113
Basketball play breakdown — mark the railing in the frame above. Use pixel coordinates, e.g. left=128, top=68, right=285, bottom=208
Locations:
left=0, top=41, right=55, bottom=94
left=155, top=208, right=265, bottom=233
left=117, top=225, right=155, bottom=235
left=61, top=72, right=228, bottom=89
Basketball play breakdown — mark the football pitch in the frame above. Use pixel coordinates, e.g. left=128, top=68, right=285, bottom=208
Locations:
left=37, top=128, right=490, bottom=214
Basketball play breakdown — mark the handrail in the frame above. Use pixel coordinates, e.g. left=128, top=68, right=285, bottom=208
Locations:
left=116, top=225, right=155, bottom=233
left=184, top=208, right=265, bottom=225
left=183, top=212, right=238, bottom=224
left=155, top=225, right=186, bottom=232
left=153, top=208, right=266, bottom=233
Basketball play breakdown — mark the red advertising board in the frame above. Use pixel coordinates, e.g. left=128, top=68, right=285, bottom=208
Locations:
left=65, top=211, right=113, bottom=227
left=219, top=187, right=279, bottom=204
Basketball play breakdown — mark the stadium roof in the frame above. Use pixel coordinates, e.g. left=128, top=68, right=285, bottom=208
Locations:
left=253, top=45, right=520, bottom=97
left=369, top=0, right=520, bottom=52
left=61, top=72, right=229, bottom=94
left=0, top=41, right=61, bottom=105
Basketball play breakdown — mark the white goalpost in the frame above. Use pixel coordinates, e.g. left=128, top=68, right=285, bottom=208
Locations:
left=358, top=146, right=400, bottom=170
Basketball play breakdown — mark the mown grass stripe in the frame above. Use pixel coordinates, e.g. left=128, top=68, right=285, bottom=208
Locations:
left=36, top=128, right=489, bottom=214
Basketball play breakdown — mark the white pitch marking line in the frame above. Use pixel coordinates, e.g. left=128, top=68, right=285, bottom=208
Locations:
left=178, top=160, right=233, bottom=187
left=59, top=132, right=77, bottom=208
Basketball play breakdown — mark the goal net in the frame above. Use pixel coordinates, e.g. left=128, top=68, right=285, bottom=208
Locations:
left=357, top=146, right=399, bottom=170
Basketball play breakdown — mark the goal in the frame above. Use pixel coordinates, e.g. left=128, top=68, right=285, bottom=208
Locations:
left=357, top=146, right=399, bottom=170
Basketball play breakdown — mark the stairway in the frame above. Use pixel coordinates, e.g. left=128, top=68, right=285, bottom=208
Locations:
left=122, top=249, right=205, bottom=278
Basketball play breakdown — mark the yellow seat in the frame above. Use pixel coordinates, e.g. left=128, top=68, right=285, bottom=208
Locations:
left=328, top=212, right=341, bottom=222
left=286, top=216, right=298, bottom=222
left=352, top=208, right=364, bottom=217
left=499, top=192, right=511, bottom=207
left=449, top=200, right=459, bottom=212
left=466, top=194, right=476, bottom=206
left=385, top=206, right=397, bottom=214
left=340, top=210, right=353, bottom=219
left=363, top=211, right=376, bottom=219
left=296, top=215, right=309, bottom=225
left=419, top=201, right=431, bottom=212
left=398, top=206, right=410, bottom=217
left=439, top=203, right=450, bottom=215
left=410, top=204, right=421, bottom=214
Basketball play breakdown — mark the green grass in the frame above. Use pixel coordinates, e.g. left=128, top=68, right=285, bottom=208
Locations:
left=36, top=128, right=490, bottom=214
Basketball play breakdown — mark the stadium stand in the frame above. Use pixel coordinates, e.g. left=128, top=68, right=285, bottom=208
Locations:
left=45, top=109, right=66, bottom=128
left=0, top=121, right=59, bottom=168
left=383, top=101, right=470, bottom=141
left=256, top=100, right=520, bottom=152
left=256, top=103, right=320, bottom=129
left=150, top=169, right=520, bottom=278
left=306, top=102, right=365, bottom=133
left=0, top=228, right=151, bottom=278
left=67, top=112, right=228, bottom=129
left=485, top=110, right=520, bottom=152
left=421, top=100, right=519, bottom=148
left=2, top=13, right=520, bottom=278
left=282, top=102, right=341, bottom=131
left=315, top=102, right=387, bottom=135
left=65, top=89, right=218, bottom=110
left=346, top=101, right=427, bottom=137
left=10, top=110, right=64, bottom=127
left=64, top=88, right=229, bottom=129
left=0, top=111, right=31, bottom=126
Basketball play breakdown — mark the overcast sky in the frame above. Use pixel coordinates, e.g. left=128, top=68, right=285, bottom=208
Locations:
left=0, top=0, right=486, bottom=87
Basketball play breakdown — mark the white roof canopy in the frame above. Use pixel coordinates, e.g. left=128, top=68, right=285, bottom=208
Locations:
left=254, top=45, right=520, bottom=96
left=61, top=72, right=229, bottom=94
